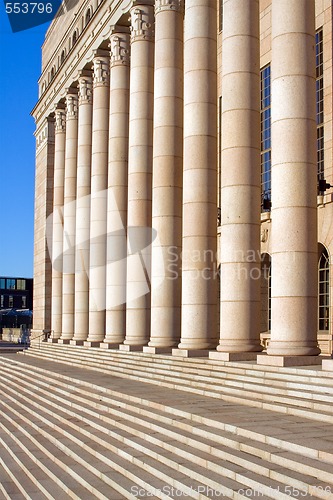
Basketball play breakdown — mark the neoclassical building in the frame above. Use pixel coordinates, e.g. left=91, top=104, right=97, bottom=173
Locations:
left=32, top=0, right=333, bottom=366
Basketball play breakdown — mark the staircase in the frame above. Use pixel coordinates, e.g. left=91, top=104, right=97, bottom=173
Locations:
left=0, top=343, right=332, bottom=499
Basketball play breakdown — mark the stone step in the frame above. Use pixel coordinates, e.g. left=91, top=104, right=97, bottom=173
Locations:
left=0, top=377, right=267, bottom=500
left=3, top=354, right=333, bottom=468
left=0, top=447, right=39, bottom=500
left=27, top=343, right=333, bottom=398
left=23, top=347, right=333, bottom=422
left=1, top=356, right=332, bottom=499
left=0, top=394, right=123, bottom=499
left=38, top=342, right=333, bottom=387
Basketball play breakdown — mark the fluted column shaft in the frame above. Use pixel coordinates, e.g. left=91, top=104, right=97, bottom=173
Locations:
left=104, top=31, right=130, bottom=346
left=86, top=53, right=110, bottom=344
left=218, top=0, right=262, bottom=353
left=148, top=0, right=183, bottom=349
left=124, top=4, right=154, bottom=347
left=60, top=92, right=78, bottom=340
left=73, top=74, right=93, bottom=342
left=268, top=0, right=320, bottom=356
left=178, top=0, right=218, bottom=350
left=51, top=107, right=66, bottom=339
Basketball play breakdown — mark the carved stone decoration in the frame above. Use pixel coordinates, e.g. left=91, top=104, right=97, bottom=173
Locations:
left=78, top=76, right=93, bottom=104
left=55, top=109, right=66, bottom=132
left=261, top=228, right=269, bottom=243
left=110, top=34, right=130, bottom=67
left=66, top=94, right=78, bottom=119
left=155, top=0, right=184, bottom=14
left=92, top=57, right=110, bottom=87
left=130, top=6, right=154, bottom=42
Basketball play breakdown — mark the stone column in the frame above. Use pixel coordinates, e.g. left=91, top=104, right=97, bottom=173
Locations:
left=258, top=0, right=321, bottom=366
left=85, top=52, right=110, bottom=346
left=121, top=4, right=154, bottom=351
left=31, top=117, right=55, bottom=340
left=71, top=72, right=93, bottom=345
left=210, top=0, right=263, bottom=362
left=51, top=107, right=66, bottom=340
left=173, top=0, right=218, bottom=357
left=60, top=91, right=78, bottom=343
left=103, top=30, right=130, bottom=349
left=144, top=0, right=184, bottom=354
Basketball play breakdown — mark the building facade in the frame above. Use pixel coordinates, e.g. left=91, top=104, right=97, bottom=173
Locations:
left=0, top=277, right=33, bottom=311
left=32, top=0, right=333, bottom=364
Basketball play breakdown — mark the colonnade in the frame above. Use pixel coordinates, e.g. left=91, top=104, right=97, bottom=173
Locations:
left=49, top=0, right=320, bottom=364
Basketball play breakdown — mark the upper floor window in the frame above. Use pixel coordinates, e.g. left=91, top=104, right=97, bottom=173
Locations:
left=72, top=30, right=78, bottom=47
left=16, top=279, right=26, bottom=290
left=60, top=50, right=66, bottom=65
left=6, top=279, right=15, bottom=290
left=0, top=279, right=5, bottom=289
left=8, top=296, right=13, bottom=308
left=260, top=64, right=271, bottom=211
left=316, top=28, right=324, bottom=181
left=85, top=8, right=92, bottom=26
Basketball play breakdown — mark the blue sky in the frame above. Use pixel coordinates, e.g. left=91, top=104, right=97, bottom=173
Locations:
left=0, top=7, right=50, bottom=278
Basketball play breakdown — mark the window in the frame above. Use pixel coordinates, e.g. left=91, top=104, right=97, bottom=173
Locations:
left=261, top=254, right=271, bottom=333
left=316, top=29, right=324, bottom=182
left=85, top=9, right=92, bottom=26
left=60, top=50, right=66, bottom=65
left=50, top=66, right=55, bottom=81
left=318, top=247, right=329, bottom=331
left=0, top=295, right=3, bottom=308
left=260, top=65, right=271, bottom=210
left=22, top=296, right=27, bottom=308
left=6, top=279, right=15, bottom=290
left=219, top=1, right=223, bottom=32
left=0, top=278, right=5, bottom=289
left=72, top=30, right=78, bottom=47
left=16, top=279, right=26, bottom=290
left=8, top=296, right=13, bottom=308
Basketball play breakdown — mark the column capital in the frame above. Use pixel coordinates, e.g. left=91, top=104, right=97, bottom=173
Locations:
left=110, top=33, right=130, bottom=67
left=130, top=5, right=154, bottom=42
left=92, top=52, right=110, bottom=87
left=54, top=107, right=66, bottom=132
left=65, top=92, right=78, bottom=120
left=155, top=0, right=184, bottom=14
left=78, top=74, right=93, bottom=104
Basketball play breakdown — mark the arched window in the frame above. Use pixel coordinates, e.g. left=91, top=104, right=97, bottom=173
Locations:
left=85, top=8, right=92, bottom=26
left=318, top=246, right=330, bottom=331
left=261, top=253, right=271, bottom=333
left=60, top=50, right=66, bottom=65
left=72, top=30, right=78, bottom=47
left=50, top=66, right=55, bottom=81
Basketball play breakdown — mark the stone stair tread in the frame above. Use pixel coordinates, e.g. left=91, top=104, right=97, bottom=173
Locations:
left=29, top=343, right=333, bottom=389
left=1, top=354, right=332, bottom=467
left=0, top=459, right=30, bottom=499
left=0, top=384, right=217, bottom=500
left=0, top=432, right=49, bottom=499
left=0, top=398, right=111, bottom=499
left=23, top=348, right=333, bottom=409
left=0, top=362, right=326, bottom=485
left=2, top=368, right=330, bottom=500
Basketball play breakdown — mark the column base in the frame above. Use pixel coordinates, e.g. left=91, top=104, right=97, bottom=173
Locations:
left=257, top=354, right=322, bottom=367
left=209, top=351, right=258, bottom=362
left=143, top=346, right=172, bottom=354
left=322, top=359, right=333, bottom=371
left=47, top=338, right=60, bottom=343
left=119, top=344, right=144, bottom=352
left=69, top=340, right=85, bottom=346
left=58, top=339, right=71, bottom=344
left=172, top=349, right=210, bottom=358
left=83, top=341, right=102, bottom=348
left=100, top=342, right=120, bottom=350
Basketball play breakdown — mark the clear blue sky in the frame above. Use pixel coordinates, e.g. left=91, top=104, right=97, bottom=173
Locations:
left=0, top=8, right=51, bottom=278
